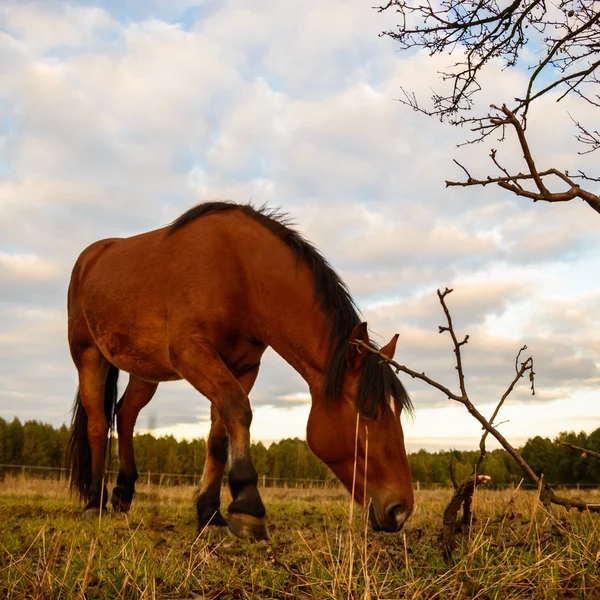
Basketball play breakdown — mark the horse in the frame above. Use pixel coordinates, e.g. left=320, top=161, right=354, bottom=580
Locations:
left=66, top=201, right=414, bottom=539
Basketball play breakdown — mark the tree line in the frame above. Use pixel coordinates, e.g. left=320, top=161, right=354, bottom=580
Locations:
left=1, top=417, right=598, bottom=486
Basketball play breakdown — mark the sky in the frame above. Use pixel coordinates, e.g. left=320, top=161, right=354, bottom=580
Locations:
left=0, top=0, right=598, bottom=453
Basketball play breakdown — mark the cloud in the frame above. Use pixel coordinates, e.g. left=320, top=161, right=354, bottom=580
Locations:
left=0, top=2, right=116, bottom=55
left=0, top=0, right=597, bottom=447
left=274, top=393, right=311, bottom=405
left=365, top=279, right=534, bottom=330
left=0, top=252, right=61, bottom=281
left=360, top=280, right=599, bottom=412
left=0, top=253, right=65, bottom=305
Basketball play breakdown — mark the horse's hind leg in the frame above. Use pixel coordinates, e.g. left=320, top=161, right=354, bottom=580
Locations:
left=195, top=404, right=229, bottom=536
left=112, top=376, right=158, bottom=513
left=171, top=341, right=267, bottom=540
left=75, top=348, right=112, bottom=518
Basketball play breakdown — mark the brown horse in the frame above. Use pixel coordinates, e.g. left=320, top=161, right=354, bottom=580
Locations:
left=67, top=201, right=414, bottom=539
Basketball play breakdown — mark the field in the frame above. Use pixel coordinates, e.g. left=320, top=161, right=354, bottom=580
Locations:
left=1, top=478, right=599, bottom=599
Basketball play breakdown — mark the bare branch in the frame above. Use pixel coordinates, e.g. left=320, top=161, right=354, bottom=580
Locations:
left=522, top=11, right=600, bottom=114
left=354, top=339, right=466, bottom=402
left=355, top=336, right=542, bottom=483
left=353, top=288, right=600, bottom=516
left=476, top=346, right=534, bottom=472
left=436, top=287, right=468, bottom=398
left=378, top=1, right=600, bottom=118
left=557, top=441, right=600, bottom=461
left=452, top=159, right=475, bottom=183
left=445, top=105, right=600, bottom=215
left=377, top=0, right=600, bottom=212
left=490, top=148, right=522, bottom=189
left=574, top=170, right=600, bottom=183
left=514, top=345, right=526, bottom=373
left=570, top=114, right=600, bottom=154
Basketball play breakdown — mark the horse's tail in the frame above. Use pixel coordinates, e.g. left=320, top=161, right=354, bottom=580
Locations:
left=67, top=364, right=120, bottom=500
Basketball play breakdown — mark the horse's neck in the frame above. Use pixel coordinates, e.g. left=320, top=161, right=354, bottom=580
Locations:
left=264, top=305, right=332, bottom=394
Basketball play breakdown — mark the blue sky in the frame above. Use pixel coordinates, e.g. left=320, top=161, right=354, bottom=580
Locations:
left=0, top=0, right=598, bottom=451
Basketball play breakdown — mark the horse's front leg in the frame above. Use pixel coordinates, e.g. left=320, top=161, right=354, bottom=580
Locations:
left=172, top=341, right=267, bottom=540
left=195, top=404, right=230, bottom=537
left=112, top=376, right=158, bottom=513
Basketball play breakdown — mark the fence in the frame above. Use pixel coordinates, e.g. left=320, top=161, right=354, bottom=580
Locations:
left=1, top=464, right=598, bottom=491
left=0, top=464, right=341, bottom=489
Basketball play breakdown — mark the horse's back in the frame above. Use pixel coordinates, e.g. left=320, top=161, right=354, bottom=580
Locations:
left=67, top=211, right=305, bottom=380
left=161, top=211, right=319, bottom=337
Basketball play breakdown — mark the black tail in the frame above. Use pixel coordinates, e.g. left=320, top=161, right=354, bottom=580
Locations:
left=67, top=364, right=120, bottom=500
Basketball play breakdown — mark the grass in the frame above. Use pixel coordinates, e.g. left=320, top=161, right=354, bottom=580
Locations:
left=1, top=477, right=599, bottom=599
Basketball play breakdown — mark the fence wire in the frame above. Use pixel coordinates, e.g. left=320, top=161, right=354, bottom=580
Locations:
left=0, top=463, right=342, bottom=489
left=2, top=463, right=598, bottom=491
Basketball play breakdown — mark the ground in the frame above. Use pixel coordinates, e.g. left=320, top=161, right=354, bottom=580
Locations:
left=0, top=478, right=599, bottom=599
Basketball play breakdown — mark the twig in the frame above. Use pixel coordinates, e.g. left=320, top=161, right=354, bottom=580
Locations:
left=445, top=105, right=600, bottom=215
left=442, top=474, right=491, bottom=557
left=557, top=441, right=600, bottom=461
left=476, top=345, right=534, bottom=473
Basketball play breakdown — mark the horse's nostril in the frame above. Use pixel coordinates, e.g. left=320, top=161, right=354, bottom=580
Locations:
left=393, top=501, right=406, bottom=515
left=388, top=502, right=410, bottom=531
left=370, top=501, right=413, bottom=532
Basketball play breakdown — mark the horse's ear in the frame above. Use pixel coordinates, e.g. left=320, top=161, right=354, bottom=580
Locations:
left=380, top=333, right=399, bottom=361
left=346, top=322, right=369, bottom=371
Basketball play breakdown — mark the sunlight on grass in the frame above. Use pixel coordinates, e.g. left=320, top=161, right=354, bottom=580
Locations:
left=1, top=478, right=599, bottom=599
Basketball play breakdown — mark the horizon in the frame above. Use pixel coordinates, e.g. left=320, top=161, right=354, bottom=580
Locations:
left=1, top=413, right=596, bottom=456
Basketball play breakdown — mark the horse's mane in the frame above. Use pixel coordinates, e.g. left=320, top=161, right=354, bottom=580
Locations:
left=168, top=201, right=412, bottom=418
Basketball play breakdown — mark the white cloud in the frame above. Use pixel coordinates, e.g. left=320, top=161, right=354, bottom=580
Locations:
left=0, top=2, right=116, bottom=54
left=0, top=0, right=597, bottom=449
left=0, top=252, right=61, bottom=280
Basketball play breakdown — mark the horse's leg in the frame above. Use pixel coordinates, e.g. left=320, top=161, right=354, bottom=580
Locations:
left=195, top=404, right=229, bottom=536
left=171, top=342, right=267, bottom=540
left=196, top=367, right=260, bottom=537
left=77, top=347, right=111, bottom=519
left=112, top=376, right=158, bottom=513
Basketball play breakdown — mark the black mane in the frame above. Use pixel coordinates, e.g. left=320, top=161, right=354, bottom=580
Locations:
left=168, top=201, right=412, bottom=418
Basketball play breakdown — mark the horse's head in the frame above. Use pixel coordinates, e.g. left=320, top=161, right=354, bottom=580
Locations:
left=307, top=322, right=414, bottom=532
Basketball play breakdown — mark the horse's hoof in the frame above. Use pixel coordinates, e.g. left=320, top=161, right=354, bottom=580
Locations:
left=198, top=525, right=231, bottom=541
left=227, top=513, right=269, bottom=540
left=112, top=500, right=131, bottom=514
left=84, top=508, right=100, bottom=521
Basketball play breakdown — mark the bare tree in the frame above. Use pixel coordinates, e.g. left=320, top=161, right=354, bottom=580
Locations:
left=376, top=0, right=600, bottom=214
left=354, top=288, right=600, bottom=553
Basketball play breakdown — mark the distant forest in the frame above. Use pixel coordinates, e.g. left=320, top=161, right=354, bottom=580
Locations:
left=1, top=417, right=599, bottom=487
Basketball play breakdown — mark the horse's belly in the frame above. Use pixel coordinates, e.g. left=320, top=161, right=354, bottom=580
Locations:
left=94, top=326, right=179, bottom=382
left=109, top=352, right=181, bottom=382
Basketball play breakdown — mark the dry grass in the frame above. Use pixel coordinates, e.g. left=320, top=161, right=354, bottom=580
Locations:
left=1, top=477, right=599, bottom=599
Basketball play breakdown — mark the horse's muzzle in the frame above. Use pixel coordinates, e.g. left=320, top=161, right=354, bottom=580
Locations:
left=369, top=502, right=412, bottom=532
